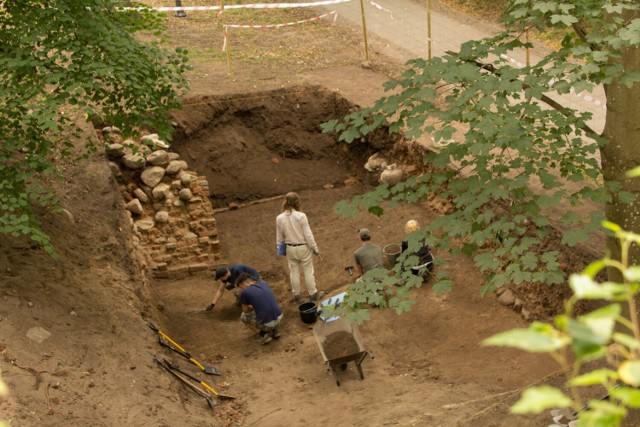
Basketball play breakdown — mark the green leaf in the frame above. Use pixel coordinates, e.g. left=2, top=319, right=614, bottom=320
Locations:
left=433, top=279, right=453, bottom=295
left=612, top=333, right=640, bottom=351
left=510, top=386, right=572, bottom=414
left=619, top=361, right=640, bottom=387
left=610, top=387, right=640, bottom=408
left=482, top=323, right=569, bottom=352
left=624, top=266, right=640, bottom=282
left=561, top=229, right=588, bottom=246
left=569, top=274, right=630, bottom=300
left=569, top=369, right=617, bottom=386
left=626, top=166, right=640, bottom=178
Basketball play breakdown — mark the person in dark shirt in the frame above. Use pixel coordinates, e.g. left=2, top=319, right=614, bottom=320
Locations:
left=236, top=273, right=283, bottom=345
left=205, top=264, right=260, bottom=312
left=401, top=220, right=434, bottom=277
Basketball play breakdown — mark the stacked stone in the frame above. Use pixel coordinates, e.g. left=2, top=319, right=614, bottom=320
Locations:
left=103, top=127, right=221, bottom=279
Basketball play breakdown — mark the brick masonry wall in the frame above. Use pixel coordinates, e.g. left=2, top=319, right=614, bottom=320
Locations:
left=101, top=127, right=222, bottom=279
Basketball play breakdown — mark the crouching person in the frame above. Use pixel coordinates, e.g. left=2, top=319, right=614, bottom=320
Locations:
left=236, top=273, right=283, bottom=345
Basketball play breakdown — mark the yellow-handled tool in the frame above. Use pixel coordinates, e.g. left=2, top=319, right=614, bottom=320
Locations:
left=163, top=359, right=235, bottom=400
left=148, top=323, right=220, bottom=376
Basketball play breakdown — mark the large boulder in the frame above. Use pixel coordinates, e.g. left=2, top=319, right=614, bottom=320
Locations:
left=141, top=133, right=170, bottom=150
left=125, top=199, right=144, bottom=215
left=166, top=160, right=188, bottom=175
left=121, top=153, right=145, bottom=170
left=140, top=166, right=166, bottom=187
left=380, top=164, right=403, bottom=187
left=364, top=153, right=388, bottom=173
left=147, top=150, right=170, bottom=167
left=152, top=183, right=171, bottom=200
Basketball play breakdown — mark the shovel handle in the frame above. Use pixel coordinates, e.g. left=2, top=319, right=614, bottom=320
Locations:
left=158, top=331, right=188, bottom=354
left=189, top=357, right=206, bottom=371
left=149, top=323, right=189, bottom=355
left=164, top=359, right=220, bottom=396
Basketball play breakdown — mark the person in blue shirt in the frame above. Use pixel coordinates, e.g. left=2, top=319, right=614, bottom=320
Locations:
left=205, top=264, right=260, bottom=312
left=236, top=273, right=283, bottom=345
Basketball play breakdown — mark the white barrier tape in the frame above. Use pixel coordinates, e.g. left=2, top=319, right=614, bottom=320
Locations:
left=223, top=11, right=337, bottom=50
left=499, top=54, right=606, bottom=111
left=119, top=0, right=350, bottom=12
left=369, top=1, right=393, bottom=19
left=226, top=10, right=336, bottom=29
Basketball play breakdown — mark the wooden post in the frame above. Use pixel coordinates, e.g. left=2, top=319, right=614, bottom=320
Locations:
left=175, top=0, right=186, bottom=18
left=427, top=0, right=432, bottom=60
left=221, top=1, right=233, bottom=78
left=359, top=0, right=370, bottom=61
left=525, top=29, right=530, bottom=67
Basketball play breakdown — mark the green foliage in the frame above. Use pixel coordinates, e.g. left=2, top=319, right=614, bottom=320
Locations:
left=0, top=1, right=190, bottom=254
left=324, top=0, right=639, bottom=291
left=484, top=223, right=640, bottom=425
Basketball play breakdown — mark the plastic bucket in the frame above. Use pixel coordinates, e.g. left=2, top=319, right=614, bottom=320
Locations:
left=383, top=243, right=402, bottom=267
left=299, top=302, right=318, bottom=324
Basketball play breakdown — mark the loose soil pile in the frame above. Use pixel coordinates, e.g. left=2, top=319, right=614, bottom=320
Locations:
left=323, top=331, right=361, bottom=360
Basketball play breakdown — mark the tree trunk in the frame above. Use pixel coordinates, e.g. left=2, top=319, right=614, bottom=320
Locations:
left=602, top=43, right=640, bottom=273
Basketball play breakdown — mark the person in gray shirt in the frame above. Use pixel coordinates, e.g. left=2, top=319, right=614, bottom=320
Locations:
left=353, top=228, right=384, bottom=277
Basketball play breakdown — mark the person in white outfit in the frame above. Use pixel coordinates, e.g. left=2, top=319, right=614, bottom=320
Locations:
left=276, top=192, right=323, bottom=303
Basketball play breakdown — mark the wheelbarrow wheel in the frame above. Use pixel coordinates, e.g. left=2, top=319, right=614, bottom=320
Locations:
left=340, top=363, right=348, bottom=371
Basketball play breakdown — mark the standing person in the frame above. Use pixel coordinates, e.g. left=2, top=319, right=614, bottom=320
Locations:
left=205, top=264, right=260, bottom=311
left=353, top=228, right=384, bottom=277
left=236, top=273, right=283, bottom=345
left=276, top=192, right=323, bottom=303
left=401, top=220, right=434, bottom=277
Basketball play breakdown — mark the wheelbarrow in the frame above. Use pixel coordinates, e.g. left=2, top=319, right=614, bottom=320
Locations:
left=312, top=316, right=372, bottom=386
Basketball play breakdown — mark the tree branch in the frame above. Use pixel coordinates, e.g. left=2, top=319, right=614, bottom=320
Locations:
left=445, top=50, right=599, bottom=138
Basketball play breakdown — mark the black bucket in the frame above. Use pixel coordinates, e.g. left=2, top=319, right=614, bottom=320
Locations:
left=298, top=302, right=318, bottom=324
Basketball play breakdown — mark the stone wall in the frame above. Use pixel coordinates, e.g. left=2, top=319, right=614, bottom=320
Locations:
left=101, top=127, right=221, bottom=279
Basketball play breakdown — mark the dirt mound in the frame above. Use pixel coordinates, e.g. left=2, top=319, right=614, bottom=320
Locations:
left=170, top=86, right=394, bottom=207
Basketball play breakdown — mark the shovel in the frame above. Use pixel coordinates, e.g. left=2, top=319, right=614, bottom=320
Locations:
left=163, top=359, right=235, bottom=401
left=148, top=323, right=221, bottom=376
left=154, top=357, right=216, bottom=412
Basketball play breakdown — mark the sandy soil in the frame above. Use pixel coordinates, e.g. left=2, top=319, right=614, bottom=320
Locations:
left=0, top=4, right=601, bottom=427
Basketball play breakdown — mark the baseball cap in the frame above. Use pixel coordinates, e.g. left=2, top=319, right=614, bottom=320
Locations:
left=358, top=228, right=371, bottom=239
left=214, top=267, right=229, bottom=280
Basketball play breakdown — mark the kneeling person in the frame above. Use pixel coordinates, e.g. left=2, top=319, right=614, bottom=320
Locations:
left=236, top=273, right=283, bottom=345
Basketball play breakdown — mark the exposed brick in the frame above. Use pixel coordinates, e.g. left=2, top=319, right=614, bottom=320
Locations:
left=198, top=237, right=209, bottom=244
left=150, top=251, right=163, bottom=262
left=167, top=265, right=189, bottom=279
left=189, top=263, right=209, bottom=274
left=200, top=219, right=216, bottom=227
left=160, top=255, right=173, bottom=263
left=156, top=262, right=168, bottom=271
left=198, top=229, right=218, bottom=238
left=197, top=254, right=212, bottom=262
left=153, top=270, right=170, bottom=279
left=166, top=242, right=177, bottom=251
